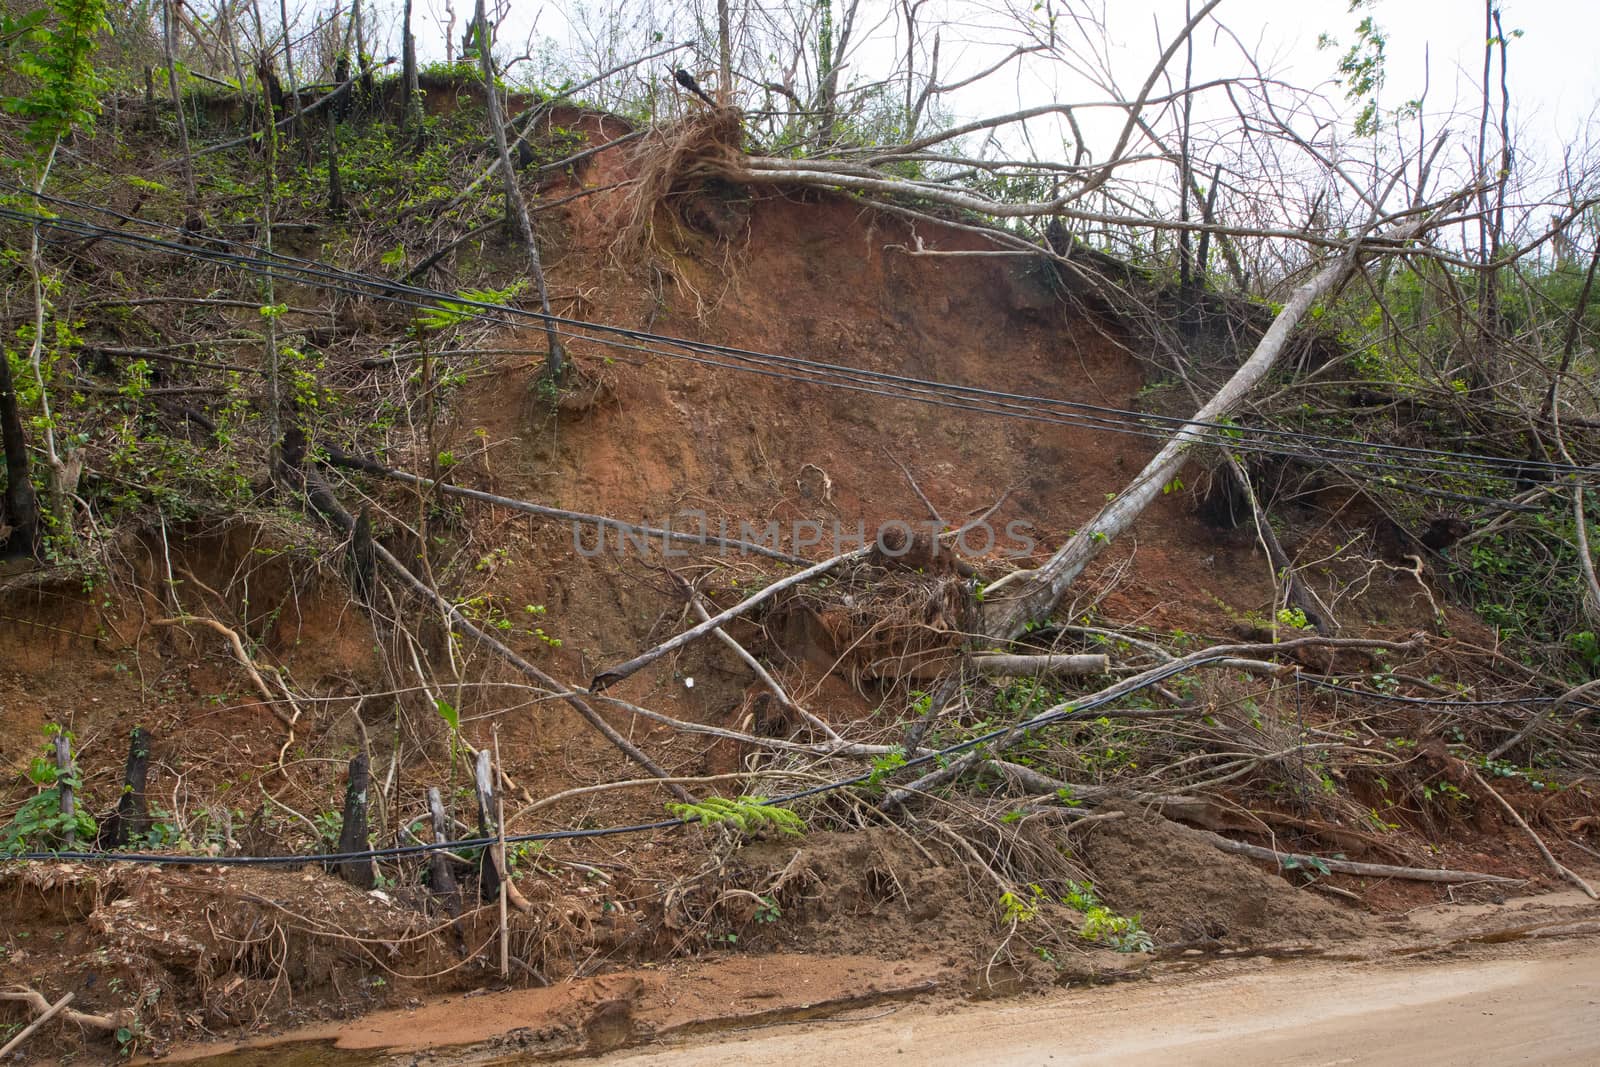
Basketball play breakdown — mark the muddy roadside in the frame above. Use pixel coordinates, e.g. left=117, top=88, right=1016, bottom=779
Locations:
left=152, top=885, right=1600, bottom=1065
left=575, top=930, right=1600, bottom=1067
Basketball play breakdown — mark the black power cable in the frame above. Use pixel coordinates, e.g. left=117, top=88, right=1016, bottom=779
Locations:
left=14, top=660, right=1592, bottom=868
left=6, top=198, right=1596, bottom=487
left=21, top=656, right=1208, bottom=866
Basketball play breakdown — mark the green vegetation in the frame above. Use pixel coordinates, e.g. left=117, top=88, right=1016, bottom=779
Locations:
left=1, top=725, right=94, bottom=854
left=666, top=796, right=806, bottom=837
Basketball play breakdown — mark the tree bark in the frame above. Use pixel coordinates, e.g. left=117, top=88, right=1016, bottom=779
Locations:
left=103, top=727, right=153, bottom=848
left=334, top=752, right=375, bottom=888
left=162, top=0, right=198, bottom=206
left=0, top=349, right=40, bottom=558
left=400, top=0, right=422, bottom=136
left=968, top=653, right=1109, bottom=677
left=1196, top=828, right=1522, bottom=885
left=716, top=0, right=732, bottom=105
left=325, top=108, right=346, bottom=217
left=277, top=0, right=311, bottom=159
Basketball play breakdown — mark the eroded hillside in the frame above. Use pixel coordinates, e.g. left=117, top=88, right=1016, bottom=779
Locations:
left=1, top=80, right=1597, bottom=1062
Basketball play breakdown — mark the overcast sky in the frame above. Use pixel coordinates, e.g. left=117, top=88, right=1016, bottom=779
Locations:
left=404, top=0, right=1600, bottom=189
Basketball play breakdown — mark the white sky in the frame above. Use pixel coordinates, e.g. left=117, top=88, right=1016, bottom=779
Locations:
left=407, top=1, right=1600, bottom=137
left=398, top=0, right=1600, bottom=202
left=926, top=1, right=1599, bottom=169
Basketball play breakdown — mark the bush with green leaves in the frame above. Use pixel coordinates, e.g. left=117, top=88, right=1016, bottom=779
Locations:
left=2, top=726, right=96, bottom=855
left=1, top=0, right=110, bottom=153
left=1063, top=880, right=1153, bottom=953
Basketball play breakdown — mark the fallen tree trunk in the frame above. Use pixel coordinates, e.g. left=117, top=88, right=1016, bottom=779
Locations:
left=968, top=653, right=1109, bottom=676
left=0, top=992, right=73, bottom=1058
left=980, top=203, right=1454, bottom=641
left=1221, top=452, right=1339, bottom=636
left=0, top=988, right=130, bottom=1037
left=1471, top=770, right=1597, bottom=899
left=591, top=546, right=871, bottom=690
left=673, top=574, right=843, bottom=743
left=1194, top=829, right=1523, bottom=886
left=878, top=634, right=1422, bottom=809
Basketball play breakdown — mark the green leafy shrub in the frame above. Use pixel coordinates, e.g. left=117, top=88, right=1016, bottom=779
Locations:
left=2, top=726, right=95, bottom=855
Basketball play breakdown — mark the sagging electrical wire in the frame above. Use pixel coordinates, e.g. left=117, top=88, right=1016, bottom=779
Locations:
left=4, top=197, right=1596, bottom=490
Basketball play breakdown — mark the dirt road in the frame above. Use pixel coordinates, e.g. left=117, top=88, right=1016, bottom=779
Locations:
left=580, top=940, right=1600, bottom=1067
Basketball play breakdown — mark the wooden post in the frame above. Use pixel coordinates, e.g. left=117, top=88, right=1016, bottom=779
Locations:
left=472, top=742, right=532, bottom=916
left=54, top=733, right=76, bottom=848
left=105, top=727, right=153, bottom=848
left=335, top=753, right=375, bottom=889
left=427, top=786, right=460, bottom=913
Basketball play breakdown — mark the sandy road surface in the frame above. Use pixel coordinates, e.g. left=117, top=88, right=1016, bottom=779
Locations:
left=577, top=940, right=1600, bottom=1067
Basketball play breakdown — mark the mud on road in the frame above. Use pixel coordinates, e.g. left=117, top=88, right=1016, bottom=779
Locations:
left=583, top=936, right=1600, bottom=1067
left=166, top=890, right=1600, bottom=1066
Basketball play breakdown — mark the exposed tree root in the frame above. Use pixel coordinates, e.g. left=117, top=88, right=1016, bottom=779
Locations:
left=0, top=988, right=131, bottom=1039
left=151, top=615, right=301, bottom=732
left=1471, top=771, right=1598, bottom=899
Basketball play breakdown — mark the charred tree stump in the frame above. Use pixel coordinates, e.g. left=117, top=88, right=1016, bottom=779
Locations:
left=427, top=786, right=461, bottom=913
left=101, top=727, right=153, bottom=848
left=334, top=753, right=375, bottom=888
left=347, top=505, right=377, bottom=605
left=473, top=748, right=503, bottom=902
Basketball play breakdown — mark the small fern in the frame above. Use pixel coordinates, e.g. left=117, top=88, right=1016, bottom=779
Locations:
left=666, top=795, right=805, bottom=837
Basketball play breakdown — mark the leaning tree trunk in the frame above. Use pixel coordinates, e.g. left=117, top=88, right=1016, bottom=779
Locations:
left=980, top=209, right=1447, bottom=641
left=472, top=0, right=564, bottom=380
left=162, top=0, right=198, bottom=206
